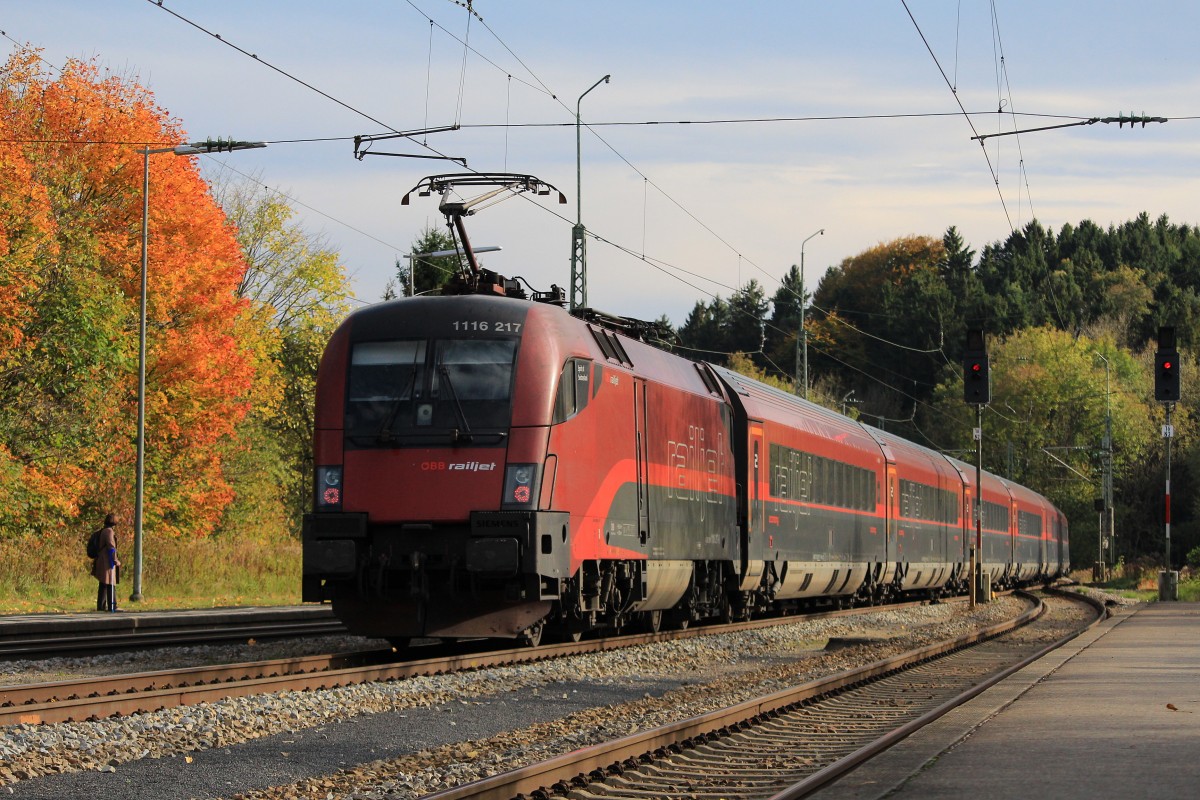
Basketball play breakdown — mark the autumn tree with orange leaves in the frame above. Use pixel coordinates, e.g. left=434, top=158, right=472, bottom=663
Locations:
left=0, top=48, right=259, bottom=541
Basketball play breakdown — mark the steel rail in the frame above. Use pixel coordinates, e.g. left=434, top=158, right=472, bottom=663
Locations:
left=0, top=648, right=397, bottom=709
left=0, top=620, right=349, bottom=659
left=0, top=607, right=345, bottom=659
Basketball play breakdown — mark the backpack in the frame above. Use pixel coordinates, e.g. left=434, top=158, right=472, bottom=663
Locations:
left=86, top=528, right=102, bottom=560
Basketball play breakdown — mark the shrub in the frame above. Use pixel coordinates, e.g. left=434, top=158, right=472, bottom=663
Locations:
left=1186, top=545, right=1200, bottom=571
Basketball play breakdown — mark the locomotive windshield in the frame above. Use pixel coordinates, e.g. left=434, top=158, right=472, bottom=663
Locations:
left=346, top=337, right=518, bottom=445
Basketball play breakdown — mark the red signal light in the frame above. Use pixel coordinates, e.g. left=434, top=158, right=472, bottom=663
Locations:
left=1163, top=361, right=1173, bottom=371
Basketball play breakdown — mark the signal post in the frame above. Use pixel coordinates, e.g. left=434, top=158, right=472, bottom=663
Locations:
left=964, top=329, right=990, bottom=608
left=1155, top=327, right=1180, bottom=600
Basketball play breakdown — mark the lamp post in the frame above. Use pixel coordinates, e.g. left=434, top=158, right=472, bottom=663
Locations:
left=570, top=74, right=610, bottom=312
left=795, top=228, right=824, bottom=398
left=132, top=138, right=266, bottom=602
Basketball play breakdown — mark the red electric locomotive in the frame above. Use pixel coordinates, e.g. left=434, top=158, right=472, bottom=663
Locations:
left=301, top=174, right=1069, bottom=645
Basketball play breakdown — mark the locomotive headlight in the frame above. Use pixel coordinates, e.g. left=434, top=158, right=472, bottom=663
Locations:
left=502, top=463, right=540, bottom=509
left=316, top=465, right=344, bottom=511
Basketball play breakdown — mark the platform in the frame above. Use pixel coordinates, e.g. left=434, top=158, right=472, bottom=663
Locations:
left=814, top=601, right=1200, bottom=800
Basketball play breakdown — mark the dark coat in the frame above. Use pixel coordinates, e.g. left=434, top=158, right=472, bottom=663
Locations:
left=91, top=525, right=119, bottom=584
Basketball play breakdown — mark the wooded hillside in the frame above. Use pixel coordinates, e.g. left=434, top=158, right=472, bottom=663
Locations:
left=678, top=220, right=1198, bottom=569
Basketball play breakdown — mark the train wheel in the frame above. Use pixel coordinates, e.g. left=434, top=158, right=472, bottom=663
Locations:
left=553, top=622, right=585, bottom=643
left=667, top=609, right=690, bottom=630
left=521, top=623, right=544, bottom=647
left=645, top=609, right=663, bottom=634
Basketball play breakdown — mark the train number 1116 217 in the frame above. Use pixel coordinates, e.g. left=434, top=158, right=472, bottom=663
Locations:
left=452, top=320, right=522, bottom=333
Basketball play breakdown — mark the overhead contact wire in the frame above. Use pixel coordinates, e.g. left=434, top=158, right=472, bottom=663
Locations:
left=144, top=0, right=461, bottom=164
left=900, top=0, right=1014, bottom=232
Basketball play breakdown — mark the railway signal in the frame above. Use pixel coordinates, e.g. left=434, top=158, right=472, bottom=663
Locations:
left=1156, top=354, right=1179, bottom=402
left=1154, top=327, right=1180, bottom=402
left=963, top=329, right=990, bottom=405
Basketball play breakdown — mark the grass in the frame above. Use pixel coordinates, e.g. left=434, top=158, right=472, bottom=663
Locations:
left=1074, top=567, right=1200, bottom=603
left=0, top=530, right=301, bottom=614
left=1179, top=580, right=1200, bottom=602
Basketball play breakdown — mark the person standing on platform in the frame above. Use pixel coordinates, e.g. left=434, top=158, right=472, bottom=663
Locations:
left=92, top=513, right=121, bottom=612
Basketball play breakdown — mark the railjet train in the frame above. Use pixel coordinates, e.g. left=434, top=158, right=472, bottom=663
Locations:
left=301, top=174, right=1069, bottom=645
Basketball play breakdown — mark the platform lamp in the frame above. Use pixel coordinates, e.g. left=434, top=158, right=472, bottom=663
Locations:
left=131, top=138, right=267, bottom=602
left=795, top=228, right=824, bottom=398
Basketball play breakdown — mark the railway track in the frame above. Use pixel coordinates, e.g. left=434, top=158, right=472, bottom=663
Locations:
left=419, top=589, right=1103, bottom=800
left=0, top=599, right=942, bottom=728
left=0, top=606, right=346, bottom=659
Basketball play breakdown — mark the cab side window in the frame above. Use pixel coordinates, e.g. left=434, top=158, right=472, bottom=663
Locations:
left=553, top=359, right=592, bottom=423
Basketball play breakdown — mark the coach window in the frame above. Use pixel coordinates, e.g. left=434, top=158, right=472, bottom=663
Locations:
left=553, top=359, right=592, bottom=423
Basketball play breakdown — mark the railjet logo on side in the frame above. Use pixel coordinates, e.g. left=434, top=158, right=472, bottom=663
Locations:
left=420, top=461, right=498, bottom=472
left=449, top=461, right=497, bottom=471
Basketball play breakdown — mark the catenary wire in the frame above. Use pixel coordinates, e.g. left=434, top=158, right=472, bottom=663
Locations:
left=143, top=0, right=462, bottom=165
left=139, top=1, right=769, bottom=307
left=988, top=0, right=1036, bottom=227
left=900, top=0, right=1014, bottom=232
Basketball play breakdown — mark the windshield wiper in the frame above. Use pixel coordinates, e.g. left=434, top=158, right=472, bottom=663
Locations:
left=438, top=365, right=474, bottom=444
left=377, top=370, right=418, bottom=443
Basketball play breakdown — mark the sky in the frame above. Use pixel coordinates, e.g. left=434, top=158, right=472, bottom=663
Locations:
left=5, top=1, right=1200, bottom=326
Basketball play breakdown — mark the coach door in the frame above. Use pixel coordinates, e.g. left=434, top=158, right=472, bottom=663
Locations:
left=886, top=465, right=900, bottom=582
left=741, top=422, right=767, bottom=589
left=951, top=462, right=971, bottom=566
left=633, top=378, right=650, bottom=548
left=859, top=427, right=897, bottom=588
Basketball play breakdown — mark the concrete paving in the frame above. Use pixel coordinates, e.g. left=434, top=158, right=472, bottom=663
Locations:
left=814, top=602, right=1200, bottom=800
